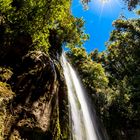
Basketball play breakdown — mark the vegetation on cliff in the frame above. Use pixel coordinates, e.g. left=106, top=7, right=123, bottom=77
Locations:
left=0, top=0, right=140, bottom=140
left=0, top=0, right=86, bottom=139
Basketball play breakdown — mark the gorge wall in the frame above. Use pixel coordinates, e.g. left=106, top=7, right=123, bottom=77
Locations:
left=0, top=49, right=69, bottom=140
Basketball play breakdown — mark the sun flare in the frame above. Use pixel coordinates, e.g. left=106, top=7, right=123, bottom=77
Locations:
left=89, top=0, right=121, bottom=19
left=100, top=0, right=110, bottom=4
left=98, top=0, right=113, bottom=20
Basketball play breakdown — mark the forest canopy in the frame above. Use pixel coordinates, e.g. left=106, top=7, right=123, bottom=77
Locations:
left=66, top=1, right=140, bottom=139
left=0, top=0, right=140, bottom=139
left=0, top=0, right=88, bottom=62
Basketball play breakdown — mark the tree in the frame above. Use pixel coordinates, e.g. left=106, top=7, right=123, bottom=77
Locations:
left=66, top=47, right=109, bottom=115
left=85, top=14, right=140, bottom=139
left=99, top=16, right=140, bottom=139
left=123, top=0, right=140, bottom=10
left=0, top=0, right=88, bottom=60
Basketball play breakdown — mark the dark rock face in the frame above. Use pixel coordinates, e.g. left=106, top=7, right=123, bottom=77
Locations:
left=2, top=51, right=69, bottom=140
left=0, top=31, right=32, bottom=68
left=109, top=129, right=140, bottom=140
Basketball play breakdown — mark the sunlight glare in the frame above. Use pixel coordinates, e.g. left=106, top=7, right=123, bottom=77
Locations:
left=100, top=0, right=110, bottom=4
left=89, top=0, right=122, bottom=19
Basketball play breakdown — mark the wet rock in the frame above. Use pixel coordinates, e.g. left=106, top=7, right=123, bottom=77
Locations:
left=2, top=51, right=69, bottom=140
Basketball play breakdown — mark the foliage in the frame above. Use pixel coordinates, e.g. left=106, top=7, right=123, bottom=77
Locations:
left=67, top=47, right=108, bottom=91
left=89, top=17, right=140, bottom=138
left=1, top=0, right=140, bottom=139
left=106, top=17, right=140, bottom=120
left=0, top=81, right=14, bottom=140
left=123, top=0, right=140, bottom=10
left=135, top=9, right=140, bottom=15
left=68, top=12, right=140, bottom=138
left=0, top=67, right=13, bottom=82
left=0, top=0, right=87, bottom=57
left=66, top=47, right=108, bottom=114
left=0, top=1, right=88, bottom=139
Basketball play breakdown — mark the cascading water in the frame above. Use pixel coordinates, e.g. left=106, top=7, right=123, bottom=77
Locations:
left=61, top=53, right=105, bottom=140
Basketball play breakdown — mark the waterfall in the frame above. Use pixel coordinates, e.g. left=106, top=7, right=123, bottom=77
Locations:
left=61, top=53, right=105, bottom=140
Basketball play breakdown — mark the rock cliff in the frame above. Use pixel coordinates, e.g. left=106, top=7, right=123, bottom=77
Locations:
left=0, top=50, right=69, bottom=140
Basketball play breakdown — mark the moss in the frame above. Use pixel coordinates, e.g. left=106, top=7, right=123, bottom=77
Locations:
left=0, top=111, right=5, bottom=140
left=0, top=67, right=13, bottom=82
left=0, top=81, right=14, bottom=140
left=55, top=116, right=62, bottom=140
left=0, top=82, right=14, bottom=98
left=0, top=51, right=70, bottom=140
left=9, top=130, right=22, bottom=140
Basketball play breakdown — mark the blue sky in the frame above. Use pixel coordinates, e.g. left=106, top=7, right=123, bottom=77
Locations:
left=71, top=0, right=139, bottom=52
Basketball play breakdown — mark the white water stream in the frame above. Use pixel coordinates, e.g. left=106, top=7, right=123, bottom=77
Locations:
left=61, top=54, right=103, bottom=140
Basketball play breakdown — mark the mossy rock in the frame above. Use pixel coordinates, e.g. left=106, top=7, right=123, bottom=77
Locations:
left=0, top=67, right=13, bottom=82
left=0, top=51, right=69, bottom=140
left=0, top=81, right=14, bottom=140
left=0, top=82, right=14, bottom=101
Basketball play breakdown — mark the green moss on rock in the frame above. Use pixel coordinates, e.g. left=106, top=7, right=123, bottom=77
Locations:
left=0, top=67, right=13, bottom=82
left=0, top=81, right=14, bottom=140
left=0, top=51, right=69, bottom=140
